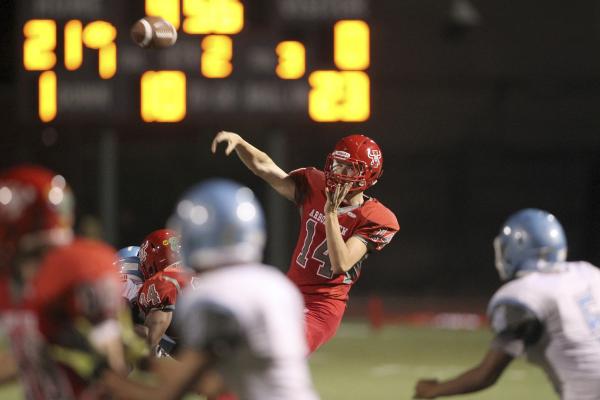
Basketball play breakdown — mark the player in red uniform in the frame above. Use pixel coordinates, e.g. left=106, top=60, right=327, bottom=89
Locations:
left=211, top=132, right=399, bottom=352
left=136, top=229, right=190, bottom=356
left=0, top=165, right=126, bottom=399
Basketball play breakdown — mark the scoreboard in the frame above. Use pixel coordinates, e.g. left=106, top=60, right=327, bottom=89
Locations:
left=18, top=0, right=372, bottom=125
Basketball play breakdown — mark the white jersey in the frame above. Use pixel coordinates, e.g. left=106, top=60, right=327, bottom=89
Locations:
left=488, top=261, right=600, bottom=400
left=121, top=275, right=143, bottom=304
left=177, top=263, right=319, bottom=400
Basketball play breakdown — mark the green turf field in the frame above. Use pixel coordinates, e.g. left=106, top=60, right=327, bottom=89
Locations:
left=311, top=321, right=556, bottom=400
left=0, top=321, right=556, bottom=399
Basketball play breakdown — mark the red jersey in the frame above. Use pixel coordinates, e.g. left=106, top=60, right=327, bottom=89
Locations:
left=32, top=239, right=121, bottom=341
left=288, top=168, right=398, bottom=352
left=0, top=238, right=120, bottom=400
left=288, top=168, right=399, bottom=301
left=137, top=266, right=191, bottom=315
left=0, top=276, right=66, bottom=400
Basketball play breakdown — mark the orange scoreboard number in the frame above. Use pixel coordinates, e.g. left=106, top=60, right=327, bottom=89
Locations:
left=308, top=20, right=371, bottom=122
left=22, top=1, right=371, bottom=123
left=23, top=18, right=117, bottom=122
left=23, top=19, right=57, bottom=122
left=141, top=71, right=187, bottom=122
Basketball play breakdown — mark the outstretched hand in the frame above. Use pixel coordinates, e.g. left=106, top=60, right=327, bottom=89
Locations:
left=211, top=131, right=241, bottom=156
left=413, top=379, right=440, bottom=399
left=324, top=183, right=351, bottom=214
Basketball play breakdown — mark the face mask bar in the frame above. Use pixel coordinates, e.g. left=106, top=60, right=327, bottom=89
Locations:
left=324, top=154, right=368, bottom=192
left=493, top=236, right=510, bottom=281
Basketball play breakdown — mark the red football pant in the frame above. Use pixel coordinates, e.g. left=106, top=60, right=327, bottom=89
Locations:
left=304, top=297, right=345, bottom=354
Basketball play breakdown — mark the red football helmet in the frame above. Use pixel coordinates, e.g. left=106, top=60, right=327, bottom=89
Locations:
left=138, top=229, right=182, bottom=280
left=0, top=165, right=74, bottom=267
left=324, top=134, right=383, bottom=192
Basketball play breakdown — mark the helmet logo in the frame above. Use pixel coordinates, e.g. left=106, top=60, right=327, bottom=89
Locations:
left=139, top=241, right=149, bottom=263
left=333, top=150, right=351, bottom=159
left=167, top=236, right=180, bottom=252
left=367, top=149, right=381, bottom=166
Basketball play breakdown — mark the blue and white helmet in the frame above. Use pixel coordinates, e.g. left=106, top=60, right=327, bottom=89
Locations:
left=493, top=208, right=567, bottom=281
left=169, top=178, right=266, bottom=271
left=115, top=245, right=143, bottom=282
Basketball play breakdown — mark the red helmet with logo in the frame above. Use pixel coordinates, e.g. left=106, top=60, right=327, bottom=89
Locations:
left=324, top=134, right=383, bottom=192
left=0, top=165, right=74, bottom=267
left=138, top=229, right=182, bottom=280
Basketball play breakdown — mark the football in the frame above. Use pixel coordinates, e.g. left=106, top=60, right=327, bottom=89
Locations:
left=130, top=16, right=177, bottom=49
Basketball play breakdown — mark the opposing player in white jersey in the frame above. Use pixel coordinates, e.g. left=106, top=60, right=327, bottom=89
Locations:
left=102, top=179, right=319, bottom=400
left=115, top=246, right=144, bottom=306
left=414, top=208, right=600, bottom=400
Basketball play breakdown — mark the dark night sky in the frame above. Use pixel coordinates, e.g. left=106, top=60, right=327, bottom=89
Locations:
left=2, top=0, right=600, bottom=297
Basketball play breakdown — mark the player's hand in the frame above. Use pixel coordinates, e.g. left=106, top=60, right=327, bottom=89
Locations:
left=413, top=379, right=440, bottom=399
left=211, top=131, right=241, bottom=156
left=324, top=183, right=351, bottom=214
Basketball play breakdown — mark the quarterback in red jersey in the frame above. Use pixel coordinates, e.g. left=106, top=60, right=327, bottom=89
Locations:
left=136, top=229, right=191, bottom=356
left=212, top=132, right=399, bottom=352
left=0, top=165, right=126, bottom=399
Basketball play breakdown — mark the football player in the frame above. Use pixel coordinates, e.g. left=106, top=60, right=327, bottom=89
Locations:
left=136, top=229, right=190, bottom=356
left=211, top=131, right=399, bottom=352
left=115, top=246, right=144, bottom=319
left=116, top=246, right=143, bottom=303
left=414, top=208, right=600, bottom=399
left=102, top=179, right=318, bottom=400
left=0, top=165, right=126, bottom=399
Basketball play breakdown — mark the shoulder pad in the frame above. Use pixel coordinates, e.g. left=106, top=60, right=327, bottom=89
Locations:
left=490, top=301, right=543, bottom=346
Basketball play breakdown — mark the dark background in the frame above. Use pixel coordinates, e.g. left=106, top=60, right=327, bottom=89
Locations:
left=2, top=0, right=600, bottom=298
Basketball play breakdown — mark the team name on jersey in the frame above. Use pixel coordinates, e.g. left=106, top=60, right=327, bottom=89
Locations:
left=308, top=209, right=349, bottom=236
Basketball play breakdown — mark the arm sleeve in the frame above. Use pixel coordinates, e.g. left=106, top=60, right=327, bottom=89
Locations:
left=489, top=301, right=543, bottom=357
left=353, top=220, right=399, bottom=252
left=178, top=300, right=243, bottom=358
left=157, top=281, right=179, bottom=312
left=289, top=168, right=311, bottom=207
